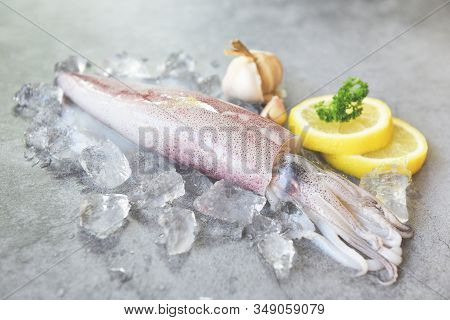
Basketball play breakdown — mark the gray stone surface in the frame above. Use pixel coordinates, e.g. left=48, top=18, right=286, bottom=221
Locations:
left=1, top=0, right=449, bottom=299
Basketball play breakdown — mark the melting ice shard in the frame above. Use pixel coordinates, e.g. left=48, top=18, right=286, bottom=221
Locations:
left=159, top=51, right=195, bottom=77
left=104, top=52, right=150, bottom=79
left=248, top=214, right=282, bottom=241
left=80, top=194, right=130, bottom=239
left=158, top=207, right=197, bottom=255
left=14, top=83, right=63, bottom=118
left=127, top=150, right=176, bottom=179
left=194, top=180, right=266, bottom=225
left=360, top=167, right=411, bottom=223
left=79, top=140, right=131, bottom=189
left=129, top=170, right=185, bottom=209
left=257, top=232, right=295, bottom=279
left=55, top=55, right=89, bottom=74
left=173, top=168, right=212, bottom=210
left=155, top=51, right=221, bottom=96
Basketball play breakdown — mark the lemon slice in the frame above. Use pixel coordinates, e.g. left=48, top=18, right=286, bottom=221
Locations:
left=288, top=95, right=393, bottom=154
left=323, top=118, right=428, bottom=178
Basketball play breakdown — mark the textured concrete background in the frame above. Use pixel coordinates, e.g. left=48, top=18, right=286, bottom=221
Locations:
left=0, top=0, right=449, bottom=299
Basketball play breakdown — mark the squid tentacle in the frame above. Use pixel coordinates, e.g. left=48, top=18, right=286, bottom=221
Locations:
left=288, top=162, right=384, bottom=250
left=292, top=206, right=369, bottom=274
left=345, top=235, right=398, bottom=285
left=311, top=217, right=368, bottom=276
left=324, top=180, right=403, bottom=248
left=310, top=193, right=383, bottom=251
left=303, top=230, right=368, bottom=274
left=379, top=247, right=403, bottom=266
left=268, top=154, right=411, bottom=285
left=326, top=170, right=413, bottom=237
left=312, top=194, right=399, bottom=284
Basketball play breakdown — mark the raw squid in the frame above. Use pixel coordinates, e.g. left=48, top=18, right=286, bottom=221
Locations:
left=57, top=73, right=412, bottom=285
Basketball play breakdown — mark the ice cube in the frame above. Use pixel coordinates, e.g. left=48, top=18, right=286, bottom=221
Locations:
left=128, top=149, right=175, bottom=179
left=158, top=207, right=197, bottom=255
left=197, top=74, right=221, bottom=97
left=48, top=128, right=100, bottom=175
left=104, top=52, right=150, bottom=79
left=24, top=146, right=37, bottom=162
left=79, top=140, right=131, bottom=189
left=181, top=169, right=213, bottom=196
left=24, top=117, right=99, bottom=175
left=173, top=169, right=212, bottom=209
left=129, top=170, right=185, bottom=210
left=54, top=55, right=89, bottom=74
left=31, top=106, right=62, bottom=128
left=155, top=51, right=203, bottom=91
left=24, top=125, right=52, bottom=151
left=61, top=129, right=101, bottom=156
left=159, top=51, right=195, bottom=77
left=45, top=125, right=75, bottom=156
left=247, top=214, right=282, bottom=241
left=193, top=180, right=266, bottom=225
left=153, top=52, right=222, bottom=95
left=360, top=167, right=411, bottom=223
left=257, top=232, right=295, bottom=279
left=14, top=83, right=63, bottom=108
left=14, top=83, right=63, bottom=118
left=23, top=124, right=61, bottom=168
left=46, top=129, right=81, bottom=173
left=80, top=194, right=130, bottom=239
left=24, top=121, right=70, bottom=159
left=197, top=215, right=244, bottom=241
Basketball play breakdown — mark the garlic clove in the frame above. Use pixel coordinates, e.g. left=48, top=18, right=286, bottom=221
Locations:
left=252, top=50, right=283, bottom=97
left=260, top=95, right=287, bottom=125
left=222, top=56, right=264, bottom=103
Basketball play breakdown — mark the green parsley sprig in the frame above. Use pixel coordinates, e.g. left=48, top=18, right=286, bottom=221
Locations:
left=315, top=77, right=369, bottom=122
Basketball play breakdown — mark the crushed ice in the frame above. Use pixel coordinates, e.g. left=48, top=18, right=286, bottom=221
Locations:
left=79, top=194, right=130, bottom=239
left=173, top=168, right=213, bottom=210
left=248, top=214, right=282, bottom=241
left=79, top=140, right=132, bottom=189
left=14, top=51, right=389, bottom=281
left=257, top=232, right=296, bottom=279
left=360, top=167, right=411, bottom=223
left=55, top=55, right=89, bottom=74
left=128, top=170, right=185, bottom=210
left=103, top=52, right=150, bottom=79
left=14, top=83, right=63, bottom=119
left=194, top=180, right=266, bottom=225
left=158, top=207, right=197, bottom=255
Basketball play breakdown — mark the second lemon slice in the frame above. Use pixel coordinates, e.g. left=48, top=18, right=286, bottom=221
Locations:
left=323, top=118, right=428, bottom=178
left=288, top=95, right=393, bottom=154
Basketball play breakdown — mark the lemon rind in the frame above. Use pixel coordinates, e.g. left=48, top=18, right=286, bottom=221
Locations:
left=323, top=118, right=428, bottom=178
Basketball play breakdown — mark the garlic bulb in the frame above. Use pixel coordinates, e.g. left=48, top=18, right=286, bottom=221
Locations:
left=222, top=40, right=283, bottom=103
left=260, top=95, right=287, bottom=125
left=222, top=56, right=263, bottom=102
